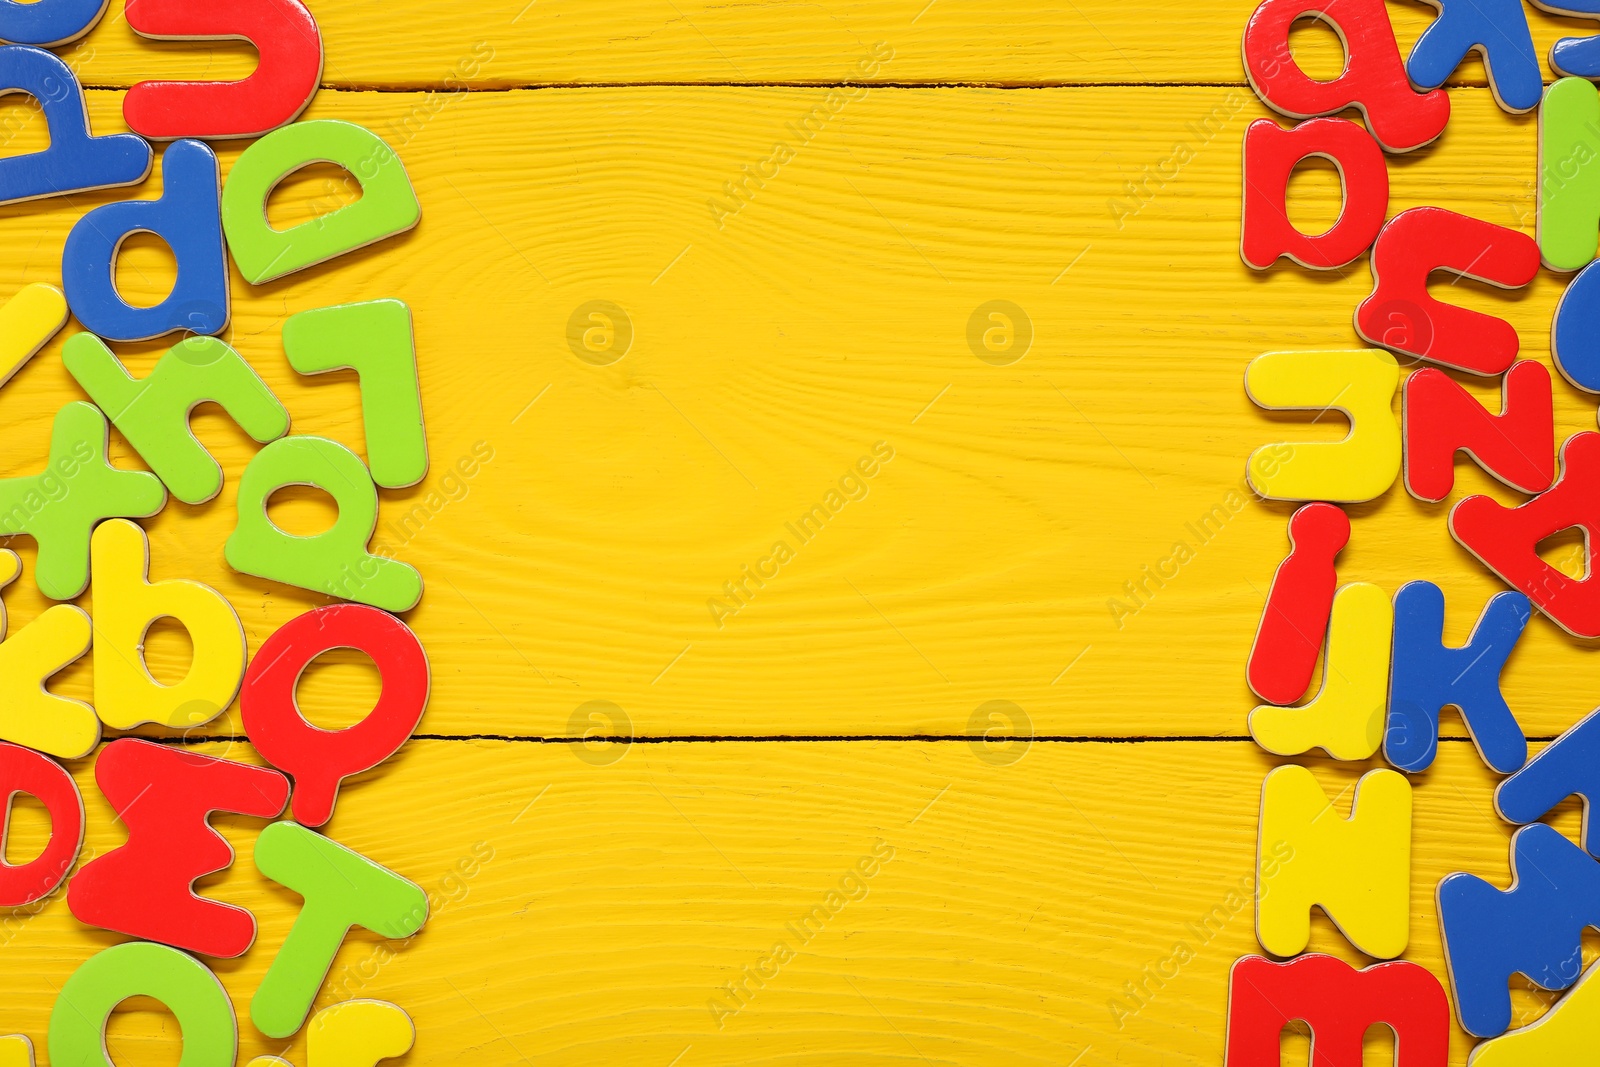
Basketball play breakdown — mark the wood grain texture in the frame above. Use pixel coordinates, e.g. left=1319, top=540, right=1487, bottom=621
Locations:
left=0, top=84, right=1584, bottom=740
left=42, top=0, right=1600, bottom=88
left=0, top=739, right=1561, bottom=1066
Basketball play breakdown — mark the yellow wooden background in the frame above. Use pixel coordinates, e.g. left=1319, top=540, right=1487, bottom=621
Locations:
left=0, top=1, right=1592, bottom=1064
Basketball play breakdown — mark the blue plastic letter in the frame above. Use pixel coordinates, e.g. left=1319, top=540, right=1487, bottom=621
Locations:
left=1407, top=0, right=1541, bottom=112
left=1385, top=581, right=1529, bottom=774
left=1497, top=705, right=1600, bottom=856
left=62, top=139, right=227, bottom=342
left=0, top=0, right=108, bottom=46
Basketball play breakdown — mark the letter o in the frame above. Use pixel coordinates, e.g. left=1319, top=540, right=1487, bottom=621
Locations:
left=49, top=942, right=236, bottom=1067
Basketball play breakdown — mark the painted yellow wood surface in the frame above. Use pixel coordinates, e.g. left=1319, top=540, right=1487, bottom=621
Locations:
left=42, top=0, right=1600, bottom=89
left=0, top=84, right=1587, bottom=738
left=0, top=740, right=1571, bottom=1065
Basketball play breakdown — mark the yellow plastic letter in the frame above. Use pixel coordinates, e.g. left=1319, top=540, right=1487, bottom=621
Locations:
left=1257, top=764, right=1412, bottom=959
left=0, top=547, right=95, bottom=758
left=89, top=519, right=244, bottom=730
left=1250, top=582, right=1392, bottom=760
left=309, top=1001, right=414, bottom=1067
left=1470, top=958, right=1600, bottom=1065
left=1246, top=348, right=1401, bottom=502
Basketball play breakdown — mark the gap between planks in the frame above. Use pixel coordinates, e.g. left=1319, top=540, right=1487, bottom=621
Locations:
left=126, top=733, right=1535, bottom=745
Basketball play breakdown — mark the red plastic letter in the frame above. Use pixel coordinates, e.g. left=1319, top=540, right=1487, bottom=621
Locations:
left=1451, top=432, right=1600, bottom=638
left=1404, top=361, right=1555, bottom=502
left=0, top=741, right=83, bottom=907
left=122, top=0, right=323, bottom=140
left=241, top=604, right=429, bottom=827
left=1242, top=0, right=1450, bottom=152
left=1242, top=118, right=1388, bottom=270
left=1356, top=207, right=1540, bottom=375
left=1248, top=502, right=1350, bottom=704
left=67, top=739, right=288, bottom=957
left=1225, top=954, right=1448, bottom=1066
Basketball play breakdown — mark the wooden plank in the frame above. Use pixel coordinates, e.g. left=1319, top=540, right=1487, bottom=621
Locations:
left=0, top=739, right=1559, bottom=1065
left=43, top=0, right=1600, bottom=89
left=0, top=84, right=1578, bottom=740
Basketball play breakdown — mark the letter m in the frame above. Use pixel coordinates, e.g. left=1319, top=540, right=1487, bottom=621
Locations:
left=1224, top=954, right=1448, bottom=1066
left=1439, top=823, right=1600, bottom=1037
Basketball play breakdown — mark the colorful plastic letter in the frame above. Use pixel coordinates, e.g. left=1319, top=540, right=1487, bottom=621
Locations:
left=282, top=300, right=427, bottom=488
left=0, top=590, right=93, bottom=758
left=89, top=520, right=245, bottom=730
left=241, top=604, right=428, bottom=826
left=0, top=0, right=107, bottom=46
left=1246, top=349, right=1401, bottom=502
left=48, top=942, right=234, bottom=1067
left=67, top=739, right=288, bottom=958
left=1251, top=582, right=1392, bottom=759
left=65, top=332, right=288, bottom=503
left=1356, top=208, right=1540, bottom=374
left=251, top=821, right=428, bottom=1039
left=123, top=0, right=322, bottom=140
left=308, top=1001, right=414, bottom=1067
left=1402, top=362, right=1555, bottom=500
left=0, top=402, right=166, bottom=600
left=0, top=284, right=65, bottom=390
left=1406, top=0, right=1541, bottom=112
left=62, top=139, right=227, bottom=342
left=0, top=741, right=82, bottom=906
left=1551, top=260, right=1600, bottom=392
left=1247, top=502, right=1349, bottom=705
left=1224, top=954, right=1448, bottom=1067
left=226, top=436, right=421, bottom=611
left=1241, top=0, right=1449, bottom=151
left=1496, top=706, right=1600, bottom=855
left=1539, top=77, right=1600, bottom=272
left=0, top=47, right=150, bottom=206
left=1438, top=823, right=1600, bottom=1037
left=1469, top=957, right=1600, bottom=1065
left=1451, top=433, right=1600, bottom=638
left=1534, top=0, right=1600, bottom=78
left=221, top=120, right=419, bottom=284
left=1241, top=118, right=1389, bottom=270
left=1386, top=582, right=1530, bottom=774
left=0, top=1036, right=31, bottom=1067
left=1256, top=765, right=1411, bottom=958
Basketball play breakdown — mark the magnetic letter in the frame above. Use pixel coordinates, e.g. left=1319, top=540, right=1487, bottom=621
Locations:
left=62, top=139, right=228, bottom=342
left=0, top=741, right=82, bottom=906
left=123, top=0, right=322, bottom=140
left=1356, top=207, right=1540, bottom=375
left=1224, top=954, right=1447, bottom=1067
left=1403, top=361, right=1555, bottom=501
left=89, top=519, right=246, bottom=730
left=1256, top=765, right=1411, bottom=958
left=307, top=1001, right=414, bottom=1067
left=0, top=0, right=108, bottom=46
left=221, top=119, right=419, bottom=283
left=241, top=604, right=428, bottom=826
left=67, top=739, right=289, bottom=958
left=226, top=436, right=421, bottom=611
left=1451, top=432, right=1600, bottom=638
left=1551, top=260, right=1600, bottom=391
left=1247, top=502, right=1349, bottom=705
left=251, top=821, right=428, bottom=1039
left=1497, top=705, right=1600, bottom=856
left=1246, top=349, right=1400, bottom=502
left=0, top=283, right=66, bottom=390
left=282, top=300, right=427, bottom=488
left=1536, top=0, right=1600, bottom=78
left=0, top=46, right=149, bottom=205
left=1469, top=957, right=1600, bottom=1065
left=48, top=942, right=234, bottom=1067
left=1438, top=823, right=1600, bottom=1037
left=1406, top=0, right=1541, bottom=112
left=1242, top=0, right=1449, bottom=150
left=1241, top=118, right=1389, bottom=270
left=1539, top=77, right=1600, bottom=272
left=65, top=332, right=288, bottom=504
left=1386, top=582, right=1530, bottom=774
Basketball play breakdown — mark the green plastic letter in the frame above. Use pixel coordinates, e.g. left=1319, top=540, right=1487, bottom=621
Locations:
left=49, top=942, right=235, bottom=1067
left=64, top=332, right=289, bottom=504
left=251, top=821, right=429, bottom=1039
left=221, top=120, right=421, bottom=284
left=1540, top=77, right=1600, bottom=271
left=282, top=300, right=427, bottom=488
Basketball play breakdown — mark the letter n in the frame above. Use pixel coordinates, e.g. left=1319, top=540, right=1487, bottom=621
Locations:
left=1256, top=765, right=1411, bottom=959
